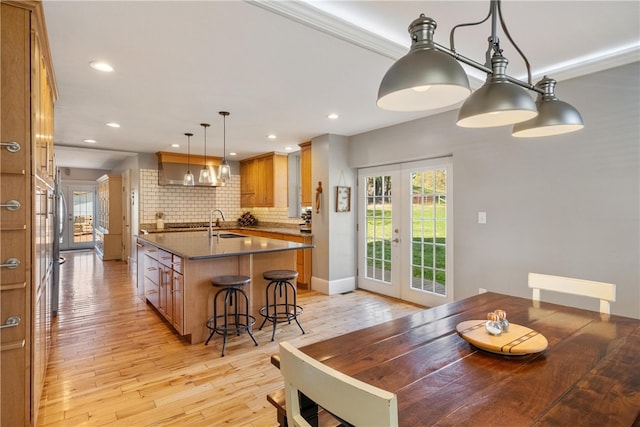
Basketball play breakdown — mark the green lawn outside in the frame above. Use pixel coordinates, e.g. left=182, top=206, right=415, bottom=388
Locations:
left=366, top=202, right=447, bottom=285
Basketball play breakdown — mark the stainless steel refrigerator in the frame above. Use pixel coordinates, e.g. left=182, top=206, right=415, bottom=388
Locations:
left=51, top=168, right=66, bottom=317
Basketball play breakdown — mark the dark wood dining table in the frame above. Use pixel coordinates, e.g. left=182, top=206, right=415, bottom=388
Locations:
left=282, top=292, right=640, bottom=426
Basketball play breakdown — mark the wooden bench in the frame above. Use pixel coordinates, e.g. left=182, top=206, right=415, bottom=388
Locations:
left=267, top=388, right=345, bottom=427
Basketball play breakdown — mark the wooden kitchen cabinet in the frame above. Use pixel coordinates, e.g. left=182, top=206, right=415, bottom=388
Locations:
left=146, top=246, right=184, bottom=334
left=143, top=249, right=160, bottom=309
left=172, top=269, right=184, bottom=333
left=158, top=250, right=173, bottom=321
left=299, top=141, right=312, bottom=207
left=95, top=174, right=122, bottom=260
left=240, top=152, right=288, bottom=208
left=1, top=2, right=57, bottom=425
left=234, top=229, right=312, bottom=288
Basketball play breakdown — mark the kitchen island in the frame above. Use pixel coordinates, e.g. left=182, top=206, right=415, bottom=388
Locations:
left=136, top=231, right=313, bottom=344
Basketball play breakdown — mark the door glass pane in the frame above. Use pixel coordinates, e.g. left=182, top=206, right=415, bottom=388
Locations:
left=365, top=175, right=392, bottom=284
left=410, top=168, right=447, bottom=296
left=73, top=191, right=94, bottom=244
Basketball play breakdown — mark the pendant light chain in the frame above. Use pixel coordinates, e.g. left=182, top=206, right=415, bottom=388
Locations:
left=183, top=132, right=195, bottom=186
left=218, top=111, right=231, bottom=183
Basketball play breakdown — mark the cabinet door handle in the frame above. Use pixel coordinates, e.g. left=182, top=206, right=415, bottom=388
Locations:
left=1, top=141, right=20, bottom=152
left=0, top=316, right=21, bottom=329
left=0, top=258, right=20, bottom=269
left=0, top=200, right=21, bottom=211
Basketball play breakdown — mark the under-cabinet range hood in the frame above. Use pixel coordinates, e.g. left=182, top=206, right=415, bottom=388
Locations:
left=156, top=151, right=223, bottom=187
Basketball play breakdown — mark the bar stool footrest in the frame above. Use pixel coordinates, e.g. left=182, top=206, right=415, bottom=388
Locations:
left=259, top=304, right=303, bottom=323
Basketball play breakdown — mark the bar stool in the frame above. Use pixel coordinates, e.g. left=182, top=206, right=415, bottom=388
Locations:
left=205, top=275, right=258, bottom=356
left=259, top=269, right=305, bottom=341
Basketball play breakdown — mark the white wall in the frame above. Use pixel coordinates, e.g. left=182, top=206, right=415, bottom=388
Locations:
left=349, top=62, right=640, bottom=319
left=310, top=134, right=357, bottom=294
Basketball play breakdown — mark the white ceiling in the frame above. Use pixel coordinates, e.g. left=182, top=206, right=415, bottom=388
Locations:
left=44, top=1, right=639, bottom=170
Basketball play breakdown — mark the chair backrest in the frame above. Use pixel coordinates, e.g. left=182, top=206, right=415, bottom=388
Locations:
left=279, top=342, right=398, bottom=427
left=528, top=273, right=616, bottom=314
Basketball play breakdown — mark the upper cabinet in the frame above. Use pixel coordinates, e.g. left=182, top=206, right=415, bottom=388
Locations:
left=299, top=141, right=312, bottom=207
left=240, top=152, right=288, bottom=208
left=33, top=28, right=55, bottom=185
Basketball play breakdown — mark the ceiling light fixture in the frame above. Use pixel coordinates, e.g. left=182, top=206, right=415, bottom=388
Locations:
left=183, top=132, right=195, bottom=186
left=83, top=139, right=97, bottom=144
left=511, top=76, right=584, bottom=137
left=377, top=0, right=583, bottom=137
left=105, top=122, right=120, bottom=128
left=217, top=111, right=231, bottom=183
left=171, top=144, right=180, bottom=148
left=198, top=123, right=217, bottom=185
left=89, top=61, right=113, bottom=72
left=327, top=113, right=339, bottom=120
left=267, top=134, right=277, bottom=140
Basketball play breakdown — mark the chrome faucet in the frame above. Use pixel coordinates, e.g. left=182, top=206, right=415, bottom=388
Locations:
left=209, top=208, right=226, bottom=237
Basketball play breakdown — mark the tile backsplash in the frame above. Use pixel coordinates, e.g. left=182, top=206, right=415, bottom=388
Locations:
left=140, top=169, right=301, bottom=226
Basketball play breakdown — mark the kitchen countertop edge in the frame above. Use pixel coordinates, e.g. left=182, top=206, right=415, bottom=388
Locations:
left=136, top=231, right=314, bottom=260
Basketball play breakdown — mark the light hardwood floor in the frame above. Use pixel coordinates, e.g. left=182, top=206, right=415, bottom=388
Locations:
left=38, top=251, right=423, bottom=426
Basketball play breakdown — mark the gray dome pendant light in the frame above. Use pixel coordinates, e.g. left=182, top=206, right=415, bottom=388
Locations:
left=456, top=52, right=537, bottom=128
left=377, top=14, right=471, bottom=112
left=217, top=111, right=231, bottom=183
left=379, top=0, right=583, bottom=137
left=512, top=76, right=584, bottom=137
left=183, top=132, right=195, bottom=186
left=198, top=123, right=218, bottom=185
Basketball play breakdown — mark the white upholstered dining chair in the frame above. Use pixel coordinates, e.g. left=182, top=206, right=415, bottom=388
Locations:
left=279, top=341, right=399, bottom=427
left=528, top=273, right=616, bottom=315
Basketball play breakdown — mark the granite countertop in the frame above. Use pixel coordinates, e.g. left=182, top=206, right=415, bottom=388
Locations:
left=139, top=222, right=312, bottom=238
left=137, top=231, right=314, bottom=260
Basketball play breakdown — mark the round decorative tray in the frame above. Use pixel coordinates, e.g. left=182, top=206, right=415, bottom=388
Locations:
left=456, top=320, right=548, bottom=355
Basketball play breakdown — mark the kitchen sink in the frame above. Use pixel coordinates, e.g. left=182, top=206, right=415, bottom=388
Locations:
left=218, top=233, right=246, bottom=238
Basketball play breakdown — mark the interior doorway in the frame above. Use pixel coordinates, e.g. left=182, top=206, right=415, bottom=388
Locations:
left=60, top=184, right=96, bottom=251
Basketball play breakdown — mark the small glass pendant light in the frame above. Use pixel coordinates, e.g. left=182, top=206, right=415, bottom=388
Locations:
left=198, top=123, right=217, bottom=185
left=217, top=111, right=231, bottom=183
left=183, top=132, right=195, bottom=186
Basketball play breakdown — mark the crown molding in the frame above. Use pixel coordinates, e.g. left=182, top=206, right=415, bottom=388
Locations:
left=247, top=0, right=639, bottom=85
left=245, top=0, right=407, bottom=61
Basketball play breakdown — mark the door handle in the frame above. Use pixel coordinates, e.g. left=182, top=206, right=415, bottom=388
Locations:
left=392, top=238, right=399, bottom=243
left=0, top=200, right=21, bottom=211
left=0, top=258, right=20, bottom=269
left=0, top=316, right=21, bottom=329
left=0, top=141, right=20, bottom=152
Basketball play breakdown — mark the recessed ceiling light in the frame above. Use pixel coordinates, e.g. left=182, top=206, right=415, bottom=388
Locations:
left=83, top=139, right=97, bottom=144
left=229, top=152, right=237, bottom=156
left=105, top=122, right=120, bottom=128
left=284, top=146, right=293, bottom=151
left=267, top=134, right=277, bottom=140
left=328, top=113, right=339, bottom=120
left=89, top=61, right=114, bottom=72
left=171, top=144, right=180, bottom=148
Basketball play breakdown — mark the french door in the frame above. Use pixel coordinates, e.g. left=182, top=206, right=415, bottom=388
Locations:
left=358, top=158, right=453, bottom=307
left=60, top=184, right=96, bottom=251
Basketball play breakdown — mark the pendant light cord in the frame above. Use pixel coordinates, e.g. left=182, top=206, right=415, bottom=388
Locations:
left=185, top=133, right=192, bottom=169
